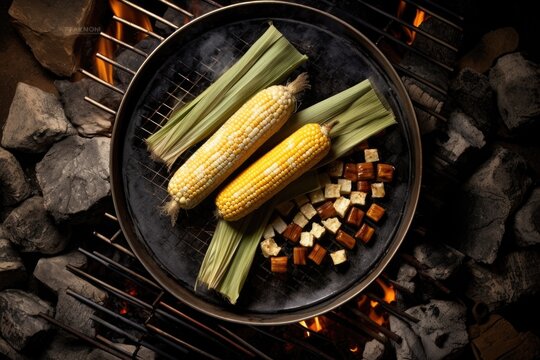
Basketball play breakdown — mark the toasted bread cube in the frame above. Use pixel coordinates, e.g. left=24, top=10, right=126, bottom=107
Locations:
left=299, top=203, right=317, bottom=221
left=310, top=222, right=326, bottom=239
left=308, top=189, right=325, bottom=204
left=335, top=229, right=356, bottom=249
left=283, top=223, right=302, bottom=243
left=260, top=238, right=281, bottom=258
left=324, top=184, right=341, bottom=199
left=343, top=163, right=358, bottom=182
left=337, top=179, right=352, bottom=195
left=293, top=247, right=308, bottom=265
left=346, top=207, right=365, bottom=227
left=355, top=223, right=375, bottom=243
left=322, top=217, right=342, bottom=234
left=275, top=200, right=295, bottom=217
left=371, top=182, right=385, bottom=198
left=330, top=249, right=347, bottom=265
left=377, top=163, right=395, bottom=182
left=293, top=212, right=309, bottom=228
left=334, top=197, right=351, bottom=218
left=300, top=232, right=315, bottom=247
left=357, top=180, right=371, bottom=193
left=316, top=201, right=338, bottom=220
left=271, top=216, right=287, bottom=234
left=364, top=148, right=380, bottom=162
left=366, top=203, right=386, bottom=222
left=357, top=162, right=375, bottom=180
left=294, top=194, right=310, bottom=207
left=263, top=223, right=275, bottom=240
left=318, top=173, right=332, bottom=186
left=271, top=256, right=288, bottom=273
left=308, top=244, right=327, bottom=265
left=350, top=191, right=367, bottom=206
left=327, top=160, right=344, bottom=177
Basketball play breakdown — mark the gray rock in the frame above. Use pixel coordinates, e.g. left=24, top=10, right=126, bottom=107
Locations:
left=0, top=238, right=27, bottom=290
left=0, top=289, right=54, bottom=352
left=396, top=263, right=417, bottom=294
left=514, top=187, right=540, bottom=246
left=455, top=147, right=532, bottom=264
left=36, top=136, right=110, bottom=223
left=2, top=196, right=70, bottom=255
left=466, top=250, right=540, bottom=310
left=154, top=7, right=185, bottom=36
left=8, top=0, right=96, bottom=76
left=0, top=147, right=31, bottom=207
left=362, top=339, right=385, bottom=360
left=88, top=344, right=155, bottom=360
left=33, top=252, right=107, bottom=304
left=1, top=83, right=75, bottom=153
left=42, top=335, right=92, bottom=360
left=407, top=300, right=468, bottom=359
left=0, top=336, right=30, bottom=360
left=490, top=53, right=540, bottom=132
left=115, top=38, right=160, bottom=88
left=55, top=79, right=122, bottom=137
left=389, top=315, right=427, bottom=360
left=55, top=290, right=96, bottom=337
left=413, top=242, right=465, bottom=280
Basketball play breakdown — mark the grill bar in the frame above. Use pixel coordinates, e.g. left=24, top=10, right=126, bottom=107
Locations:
left=393, top=63, right=447, bottom=96
left=344, top=308, right=402, bottom=343
left=400, top=0, right=463, bottom=31
left=118, top=0, right=180, bottom=30
left=112, top=15, right=165, bottom=41
left=83, top=96, right=117, bottom=115
left=325, top=311, right=387, bottom=344
left=80, top=69, right=125, bottom=94
left=93, top=230, right=135, bottom=256
left=157, top=0, right=194, bottom=18
left=96, top=52, right=137, bottom=76
left=99, top=31, right=149, bottom=58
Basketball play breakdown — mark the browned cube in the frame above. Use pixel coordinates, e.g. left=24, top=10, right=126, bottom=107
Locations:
left=283, top=223, right=302, bottom=243
left=293, top=247, right=308, bottom=265
left=343, top=163, right=358, bottom=182
left=346, top=207, right=365, bottom=227
left=271, top=256, right=288, bottom=273
left=355, top=223, right=375, bottom=244
left=316, top=201, right=338, bottom=220
left=357, top=162, right=375, bottom=180
left=357, top=180, right=371, bottom=193
left=377, top=163, right=395, bottom=182
left=308, top=244, right=327, bottom=265
left=366, top=203, right=386, bottom=222
left=335, top=229, right=356, bottom=249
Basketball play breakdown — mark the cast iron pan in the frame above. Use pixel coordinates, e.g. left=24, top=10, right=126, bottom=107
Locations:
left=110, top=1, right=421, bottom=325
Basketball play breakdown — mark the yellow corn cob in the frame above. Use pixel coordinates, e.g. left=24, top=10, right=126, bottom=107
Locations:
left=216, top=122, right=335, bottom=221
left=164, top=73, right=309, bottom=224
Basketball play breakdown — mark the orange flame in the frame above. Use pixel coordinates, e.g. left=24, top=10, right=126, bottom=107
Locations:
left=396, top=0, right=429, bottom=45
left=299, top=316, right=325, bottom=337
left=94, top=0, right=153, bottom=84
left=367, top=278, right=396, bottom=325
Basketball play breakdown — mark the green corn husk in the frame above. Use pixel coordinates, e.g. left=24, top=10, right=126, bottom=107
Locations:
left=146, top=24, right=308, bottom=168
left=196, top=79, right=397, bottom=304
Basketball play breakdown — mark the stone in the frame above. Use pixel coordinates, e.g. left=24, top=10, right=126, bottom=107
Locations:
left=33, top=252, right=107, bottom=304
left=0, top=336, right=30, bottom=360
left=514, top=187, right=540, bottom=246
left=55, top=79, right=122, bottom=137
left=407, top=300, right=468, bottom=359
left=396, top=263, right=417, bottom=294
left=155, top=7, right=185, bottom=36
left=1, top=83, right=75, bottom=153
left=8, top=0, right=97, bottom=76
left=465, top=250, right=540, bottom=310
left=412, top=241, right=465, bottom=280
left=2, top=196, right=70, bottom=255
left=489, top=53, right=540, bottom=132
left=0, top=238, right=26, bottom=290
left=36, top=136, right=110, bottom=223
left=0, top=147, right=31, bottom=207
left=115, top=38, right=160, bottom=88
left=362, top=339, right=385, bottom=360
left=55, top=290, right=97, bottom=338
left=88, top=344, right=155, bottom=360
left=455, top=147, right=532, bottom=264
left=42, top=335, right=92, bottom=360
left=0, top=289, right=54, bottom=352
left=389, top=315, right=426, bottom=360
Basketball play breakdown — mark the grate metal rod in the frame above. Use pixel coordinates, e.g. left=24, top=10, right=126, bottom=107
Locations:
left=366, top=293, right=420, bottom=324
left=346, top=308, right=402, bottom=343
left=96, top=52, right=137, bottom=76
left=80, top=69, right=125, bottom=94
left=112, top=15, right=164, bottom=41
left=411, top=100, right=447, bottom=122
left=99, top=31, right=149, bottom=58
left=393, top=63, right=447, bottom=96
left=84, top=96, right=117, bottom=115
left=157, top=0, right=194, bottom=18
left=118, top=0, right=179, bottom=29
left=400, top=0, right=463, bottom=31
left=93, top=230, right=135, bottom=257
left=416, top=0, right=464, bottom=22
left=325, top=311, right=386, bottom=345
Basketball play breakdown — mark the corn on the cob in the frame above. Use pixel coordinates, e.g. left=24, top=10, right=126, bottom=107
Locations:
left=164, top=73, right=310, bottom=224
left=216, top=122, right=334, bottom=221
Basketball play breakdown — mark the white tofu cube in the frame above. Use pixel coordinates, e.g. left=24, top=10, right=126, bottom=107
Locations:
left=337, top=179, right=352, bottom=195
left=322, top=217, right=341, bottom=234
left=263, top=223, right=275, bottom=239
left=275, top=200, right=295, bottom=217
left=310, top=222, right=326, bottom=239
left=271, top=216, right=287, bottom=234
left=318, top=173, right=332, bottom=186
left=333, top=197, right=351, bottom=218
left=330, top=249, right=347, bottom=265
left=308, top=189, right=325, bottom=204
left=300, top=232, right=314, bottom=247
left=350, top=191, right=368, bottom=206
left=327, top=160, right=344, bottom=177
left=324, top=184, right=341, bottom=199
left=294, top=194, right=310, bottom=207
left=293, top=212, right=309, bottom=228
left=260, top=238, right=281, bottom=258
left=364, top=148, right=380, bottom=162
left=299, top=203, right=317, bottom=220
left=371, top=182, right=386, bottom=198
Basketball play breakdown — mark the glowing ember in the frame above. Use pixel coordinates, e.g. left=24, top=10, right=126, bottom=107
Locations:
left=350, top=345, right=359, bottom=353
left=396, top=0, right=429, bottom=45
left=94, top=0, right=153, bottom=84
left=119, top=307, right=128, bottom=315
